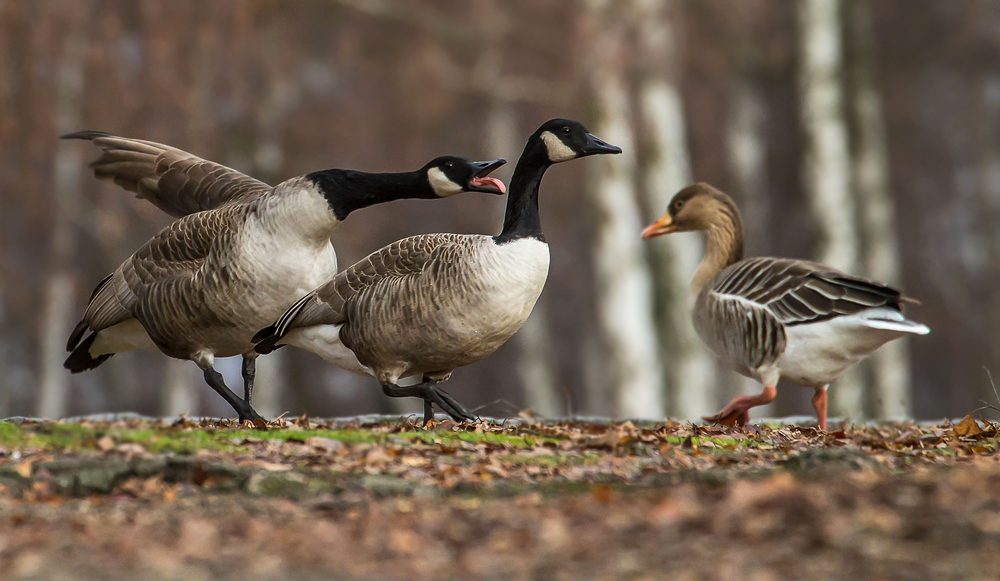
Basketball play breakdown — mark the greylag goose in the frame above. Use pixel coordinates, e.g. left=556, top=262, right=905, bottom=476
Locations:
left=65, top=132, right=506, bottom=422
left=253, top=118, right=622, bottom=424
left=641, top=183, right=929, bottom=430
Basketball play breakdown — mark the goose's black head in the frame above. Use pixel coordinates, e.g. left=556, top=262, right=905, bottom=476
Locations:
left=423, top=156, right=507, bottom=197
left=532, top=118, right=623, bottom=163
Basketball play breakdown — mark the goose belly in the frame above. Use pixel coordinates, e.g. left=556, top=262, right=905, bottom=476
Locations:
left=360, top=238, right=550, bottom=374
left=777, top=309, right=917, bottom=387
left=282, top=325, right=373, bottom=376
left=196, top=239, right=339, bottom=356
left=90, top=319, right=159, bottom=356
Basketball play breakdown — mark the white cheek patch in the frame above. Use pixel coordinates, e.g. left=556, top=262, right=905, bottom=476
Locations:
left=427, top=167, right=465, bottom=197
left=540, top=131, right=577, bottom=162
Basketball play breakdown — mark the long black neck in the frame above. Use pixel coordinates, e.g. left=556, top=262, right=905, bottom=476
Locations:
left=495, top=139, right=550, bottom=244
left=306, top=168, right=432, bottom=221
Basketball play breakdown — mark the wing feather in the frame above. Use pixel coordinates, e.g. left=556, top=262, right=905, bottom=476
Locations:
left=64, top=131, right=271, bottom=216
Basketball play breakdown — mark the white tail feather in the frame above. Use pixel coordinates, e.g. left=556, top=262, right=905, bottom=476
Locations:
left=863, top=318, right=930, bottom=335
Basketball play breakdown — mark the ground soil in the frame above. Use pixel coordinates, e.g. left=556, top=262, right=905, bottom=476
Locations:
left=1, top=414, right=998, bottom=580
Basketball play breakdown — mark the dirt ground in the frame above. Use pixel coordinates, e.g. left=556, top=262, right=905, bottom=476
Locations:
left=1, top=414, right=999, bottom=580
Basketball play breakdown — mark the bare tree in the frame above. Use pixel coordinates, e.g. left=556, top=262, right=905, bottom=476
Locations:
left=632, top=0, right=716, bottom=420
left=585, top=0, right=664, bottom=418
left=37, top=16, right=84, bottom=418
left=844, top=0, right=910, bottom=418
left=797, top=0, right=864, bottom=420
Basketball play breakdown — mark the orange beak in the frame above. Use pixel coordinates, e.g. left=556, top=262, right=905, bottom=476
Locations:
left=641, top=213, right=677, bottom=239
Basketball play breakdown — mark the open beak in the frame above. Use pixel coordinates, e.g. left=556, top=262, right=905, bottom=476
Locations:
left=467, top=158, right=507, bottom=194
left=580, top=133, right=623, bottom=156
left=641, top=213, right=677, bottom=239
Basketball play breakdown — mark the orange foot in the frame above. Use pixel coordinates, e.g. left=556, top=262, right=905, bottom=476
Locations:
left=702, top=386, right=777, bottom=428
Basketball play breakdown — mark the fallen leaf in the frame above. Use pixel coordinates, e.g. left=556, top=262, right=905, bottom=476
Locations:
left=305, top=437, right=344, bottom=453
left=954, top=414, right=985, bottom=438
left=96, top=435, right=115, bottom=451
left=13, top=461, right=32, bottom=478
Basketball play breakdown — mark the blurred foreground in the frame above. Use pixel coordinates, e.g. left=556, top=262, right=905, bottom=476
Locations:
left=0, top=416, right=999, bottom=580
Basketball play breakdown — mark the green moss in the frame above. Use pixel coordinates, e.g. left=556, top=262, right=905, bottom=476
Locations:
left=0, top=422, right=27, bottom=447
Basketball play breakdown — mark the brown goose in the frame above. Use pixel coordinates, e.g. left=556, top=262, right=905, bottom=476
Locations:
left=253, top=119, right=622, bottom=423
left=641, top=183, right=929, bottom=430
left=64, top=131, right=506, bottom=422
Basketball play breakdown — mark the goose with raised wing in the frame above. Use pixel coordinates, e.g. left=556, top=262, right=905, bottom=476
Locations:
left=641, top=183, right=929, bottom=430
left=64, top=131, right=506, bottom=422
left=253, top=119, right=622, bottom=424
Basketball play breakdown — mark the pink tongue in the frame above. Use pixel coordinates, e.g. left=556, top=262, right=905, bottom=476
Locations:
left=470, top=176, right=506, bottom=193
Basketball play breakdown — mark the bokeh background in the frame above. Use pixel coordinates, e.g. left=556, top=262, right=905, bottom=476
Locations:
left=0, top=0, right=996, bottom=422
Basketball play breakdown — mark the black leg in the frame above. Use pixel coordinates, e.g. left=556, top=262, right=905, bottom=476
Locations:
left=203, top=367, right=264, bottom=423
left=241, top=355, right=256, bottom=405
left=381, top=380, right=475, bottom=425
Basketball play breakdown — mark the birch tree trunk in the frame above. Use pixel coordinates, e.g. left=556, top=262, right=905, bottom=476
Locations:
left=37, top=22, right=84, bottom=418
left=798, top=0, right=864, bottom=420
left=633, top=0, right=715, bottom=420
left=845, top=0, right=910, bottom=419
left=585, top=0, right=664, bottom=418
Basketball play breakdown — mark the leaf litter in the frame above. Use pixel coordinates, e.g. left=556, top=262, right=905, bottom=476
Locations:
left=0, top=415, right=999, bottom=580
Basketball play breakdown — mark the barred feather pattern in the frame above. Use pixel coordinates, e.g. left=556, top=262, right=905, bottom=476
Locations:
left=694, top=256, right=907, bottom=382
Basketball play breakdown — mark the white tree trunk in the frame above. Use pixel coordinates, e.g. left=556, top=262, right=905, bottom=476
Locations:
left=633, top=0, right=715, bottom=421
left=487, top=100, right=562, bottom=416
left=726, top=79, right=775, bottom=418
left=586, top=0, right=665, bottom=418
left=37, top=26, right=84, bottom=418
left=798, top=0, right=864, bottom=420
left=846, top=0, right=910, bottom=419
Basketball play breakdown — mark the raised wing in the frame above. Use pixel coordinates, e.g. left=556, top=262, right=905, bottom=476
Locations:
left=711, top=257, right=905, bottom=327
left=64, top=131, right=271, bottom=216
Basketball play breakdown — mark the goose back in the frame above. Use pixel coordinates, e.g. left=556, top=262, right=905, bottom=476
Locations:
left=73, top=182, right=340, bottom=360
left=262, top=233, right=550, bottom=382
left=695, top=256, right=914, bottom=385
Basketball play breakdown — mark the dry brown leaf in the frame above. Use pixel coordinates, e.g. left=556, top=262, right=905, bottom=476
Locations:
left=954, top=414, right=985, bottom=438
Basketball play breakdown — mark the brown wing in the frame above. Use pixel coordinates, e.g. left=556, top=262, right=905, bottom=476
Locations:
left=711, top=257, right=905, bottom=327
left=64, top=131, right=271, bottom=216
left=69, top=208, right=239, bottom=351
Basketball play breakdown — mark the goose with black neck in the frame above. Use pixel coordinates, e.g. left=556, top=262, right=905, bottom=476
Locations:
left=64, top=132, right=506, bottom=423
left=254, top=118, right=622, bottom=424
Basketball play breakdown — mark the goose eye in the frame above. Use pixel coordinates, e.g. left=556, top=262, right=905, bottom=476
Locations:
left=561, top=126, right=571, bottom=135
left=674, top=200, right=684, bottom=211
left=445, top=161, right=454, bottom=169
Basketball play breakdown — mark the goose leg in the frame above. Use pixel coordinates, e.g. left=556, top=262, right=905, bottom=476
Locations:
left=381, top=381, right=475, bottom=425
left=811, top=387, right=828, bottom=431
left=202, top=367, right=264, bottom=424
left=241, top=354, right=256, bottom=405
left=703, top=385, right=776, bottom=427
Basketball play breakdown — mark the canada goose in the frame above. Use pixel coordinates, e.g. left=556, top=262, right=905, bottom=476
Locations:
left=253, top=119, right=622, bottom=423
left=65, top=131, right=507, bottom=422
left=641, top=183, right=929, bottom=430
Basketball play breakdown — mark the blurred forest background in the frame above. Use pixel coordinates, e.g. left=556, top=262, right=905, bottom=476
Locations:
left=0, top=0, right=996, bottom=423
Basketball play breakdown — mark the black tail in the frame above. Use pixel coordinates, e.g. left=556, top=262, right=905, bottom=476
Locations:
left=252, top=325, right=282, bottom=354
left=64, top=332, right=113, bottom=373
left=67, top=320, right=89, bottom=351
